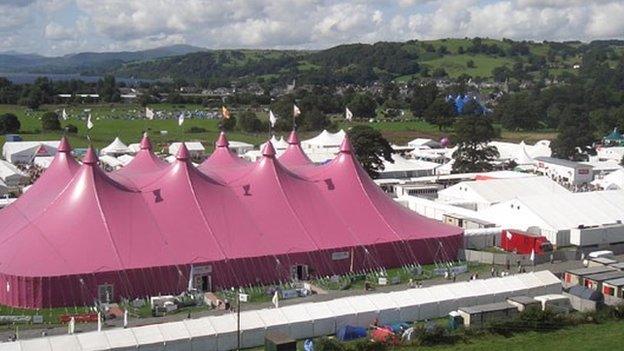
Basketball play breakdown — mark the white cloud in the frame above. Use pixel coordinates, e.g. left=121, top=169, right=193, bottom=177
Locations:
left=0, top=0, right=622, bottom=55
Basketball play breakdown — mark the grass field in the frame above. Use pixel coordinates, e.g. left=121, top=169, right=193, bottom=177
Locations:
left=0, top=103, right=557, bottom=149
left=248, top=319, right=624, bottom=351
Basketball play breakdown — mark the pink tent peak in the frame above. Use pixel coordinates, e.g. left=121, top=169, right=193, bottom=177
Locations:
left=262, top=140, right=276, bottom=157
left=82, top=146, right=98, bottom=164
left=340, top=135, right=353, bottom=153
left=139, top=133, right=152, bottom=150
left=287, top=130, right=300, bottom=144
left=57, top=136, right=71, bottom=153
left=278, top=130, right=314, bottom=170
left=215, top=131, right=229, bottom=147
left=176, top=142, right=190, bottom=160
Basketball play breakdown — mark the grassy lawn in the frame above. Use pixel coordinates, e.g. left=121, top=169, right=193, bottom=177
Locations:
left=421, top=54, right=516, bottom=79
left=406, top=320, right=624, bottom=351
left=0, top=103, right=558, bottom=150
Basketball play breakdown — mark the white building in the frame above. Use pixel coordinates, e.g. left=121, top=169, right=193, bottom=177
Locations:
left=379, top=154, right=439, bottom=179
left=2, top=140, right=60, bottom=164
left=489, top=140, right=551, bottom=161
left=407, top=138, right=441, bottom=149
left=534, top=157, right=593, bottom=186
left=479, top=190, right=624, bottom=246
left=596, top=146, right=624, bottom=162
left=437, top=176, right=569, bottom=211
left=593, top=169, right=624, bottom=190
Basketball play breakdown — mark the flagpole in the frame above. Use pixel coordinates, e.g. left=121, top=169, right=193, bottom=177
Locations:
left=236, top=291, right=241, bottom=351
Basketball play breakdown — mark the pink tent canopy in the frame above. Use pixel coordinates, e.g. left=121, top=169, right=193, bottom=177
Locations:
left=0, top=134, right=462, bottom=308
left=278, top=130, right=314, bottom=169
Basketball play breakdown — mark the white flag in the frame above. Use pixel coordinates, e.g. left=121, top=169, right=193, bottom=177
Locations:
left=293, top=104, right=301, bottom=118
left=272, top=290, right=279, bottom=308
left=530, top=249, right=535, bottom=263
left=178, top=112, right=185, bottom=126
left=68, top=317, right=75, bottom=334
left=87, top=114, right=94, bottom=130
left=62, top=108, right=68, bottom=120
left=269, top=110, right=277, bottom=128
left=145, top=107, right=154, bottom=120
left=97, top=312, right=102, bottom=332
left=123, top=309, right=128, bottom=328
left=345, top=107, right=353, bottom=121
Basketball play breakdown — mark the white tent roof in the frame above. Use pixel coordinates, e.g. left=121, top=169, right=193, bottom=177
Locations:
left=117, top=154, right=134, bottom=166
left=480, top=190, right=624, bottom=233
left=207, top=313, right=237, bottom=334
left=100, top=137, right=130, bottom=155
left=438, top=176, right=569, bottom=206
left=382, top=154, right=440, bottom=173
left=104, top=328, right=137, bottom=349
left=128, top=143, right=141, bottom=153
left=158, top=321, right=191, bottom=344
left=48, top=335, right=81, bottom=351
left=0, top=159, right=27, bottom=183
left=593, top=168, right=624, bottom=190
left=169, top=142, right=205, bottom=155
left=33, top=156, right=55, bottom=169
left=229, top=140, right=254, bottom=148
left=514, top=141, right=534, bottom=165
left=19, top=338, right=52, bottom=351
left=302, top=129, right=345, bottom=148
left=2, top=141, right=60, bottom=162
left=407, top=138, right=441, bottom=149
left=76, top=331, right=111, bottom=351
left=490, top=140, right=551, bottom=160
left=132, top=324, right=165, bottom=346
left=182, top=318, right=217, bottom=338
left=98, top=155, right=123, bottom=169
left=261, top=136, right=288, bottom=151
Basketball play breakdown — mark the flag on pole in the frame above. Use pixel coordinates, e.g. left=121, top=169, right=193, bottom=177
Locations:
left=68, top=317, right=75, bottom=334
left=221, top=106, right=230, bottom=119
left=123, top=309, right=128, bottom=328
left=272, top=290, right=279, bottom=308
left=529, top=248, right=535, bottom=263
left=145, top=107, right=155, bottom=120
left=293, top=104, right=301, bottom=118
left=178, top=112, right=185, bottom=126
left=269, top=110, right=277, bottom=128
left=97, top=312, right=102, bottom=332
left=62, top=108, right=68, bottom=120
left=345, top=107, right=353, bottom=121
left=86, top=114, right=94, bottom=130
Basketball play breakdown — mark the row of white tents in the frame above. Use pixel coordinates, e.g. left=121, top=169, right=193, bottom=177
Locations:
left=0, top=271, right=561, bottom=351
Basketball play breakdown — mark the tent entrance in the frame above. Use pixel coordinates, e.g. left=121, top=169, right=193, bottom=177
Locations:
left=193, top=274, right=212, bottom=292
left=291, top=264, right=309, bottom=281
left=98, top=284, right=114, bottom=303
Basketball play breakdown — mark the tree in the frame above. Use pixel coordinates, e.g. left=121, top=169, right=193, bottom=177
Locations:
left=423, top=98, right=456, bottom=130
left=65, top=124, right=78, bottom=134
left=97, top=75, right=120, bottom=102
left=452, top=114, right=499, bottom=173
left=432, top=67, right=448, bottom=78
left=347, top=125, right=393, bottom=179
left=494, top=92, right=540, bottom=130
left=0, top=113, right=20, bottom=134
left=41, top=111, right=62, bottom=131
left=348, top=93, right=377, bottom=119
left=222, top=115, right=237, bottom=132
left=299, top=108, right=331, bottom=131
left=410, top=82, right=438, bottom=118
left=492, top=66, right=511, bottom=82
left=466, top=59, right=475, bottom=68
left=237, top=110, right=263, bottom=132
left=551, top=105, right=594, bottom=160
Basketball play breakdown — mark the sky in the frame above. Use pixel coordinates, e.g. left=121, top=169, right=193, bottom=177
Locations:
left=1, top=0, right=623, bottom=56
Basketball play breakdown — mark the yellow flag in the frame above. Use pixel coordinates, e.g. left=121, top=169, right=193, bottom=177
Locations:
left=221, top=106, right=230, bottom=119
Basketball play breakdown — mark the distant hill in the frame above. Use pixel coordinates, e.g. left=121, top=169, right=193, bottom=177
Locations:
left=0, top=44, right=206, bottom=74
left=2, top=39, right=624, bottom=84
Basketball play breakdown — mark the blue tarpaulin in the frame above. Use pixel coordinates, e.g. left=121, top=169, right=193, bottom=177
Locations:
left=336, top=325, right=367, bottom=341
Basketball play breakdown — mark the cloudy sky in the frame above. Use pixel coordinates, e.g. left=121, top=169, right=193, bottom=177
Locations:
left=1, top=0, right=623, bottom=56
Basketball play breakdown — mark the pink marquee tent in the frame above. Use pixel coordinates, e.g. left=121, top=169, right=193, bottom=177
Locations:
left=0, top=132, right=462, bottom=308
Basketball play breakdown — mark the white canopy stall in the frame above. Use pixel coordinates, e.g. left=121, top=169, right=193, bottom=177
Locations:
left=388, top=290, right=419, bottom=322
left=158, top=321, right=191, bottom=351
left=345, top=295, right=379, bottom=328
left=76, top=331, right=111, bottom=351
left=100, top=137, right=131, bottom=156
left=104, top=328, right=138, bottom=351
left=207, top=314, right=238, bottom=351
left=19, top=338, right=52, bottom=351
left=255, top=308, right=289, bottom=336
left=304, top=302, right=335, bottom=337
left=132, top=324, right=165, bottom=351
left=280, top=303, right=314, bottom=340
left=405, top=288, right=438, bottom=320
left=182, top=318, right=217, bottom=351
left=48, top=334, right=81, bottom=351
left=324, top=298, right=357, bottom=331
left=238, top=310, right=267, bottom=349
left=366, top=293, right=401, bottom=325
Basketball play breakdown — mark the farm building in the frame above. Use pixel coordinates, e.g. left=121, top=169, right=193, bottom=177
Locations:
left=457, top=302, right=519, bottom=328
left=563, top=266, right=616, bottom=287
left=583, top=271, right=624, bottom=291
left=506, top=296, right=541, bottom=311
left=0, top=133, right=462, bottom=308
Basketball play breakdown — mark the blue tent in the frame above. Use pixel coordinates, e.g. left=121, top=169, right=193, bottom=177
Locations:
left=336, top=325, right=367, bottom=341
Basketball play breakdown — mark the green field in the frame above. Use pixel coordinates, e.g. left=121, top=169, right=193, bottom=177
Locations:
left=0, top=103, right=557, bottom=149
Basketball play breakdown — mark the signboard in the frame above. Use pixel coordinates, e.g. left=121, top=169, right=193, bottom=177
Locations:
left=193, top=265, right=212, bottom=275
left=378, top=277, right=388, bottom=285
left=331, top=251, right=350, bottom=261
left=238, top=293, right=248, bottom=303
left=578, top=169, right=590, bottom=175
